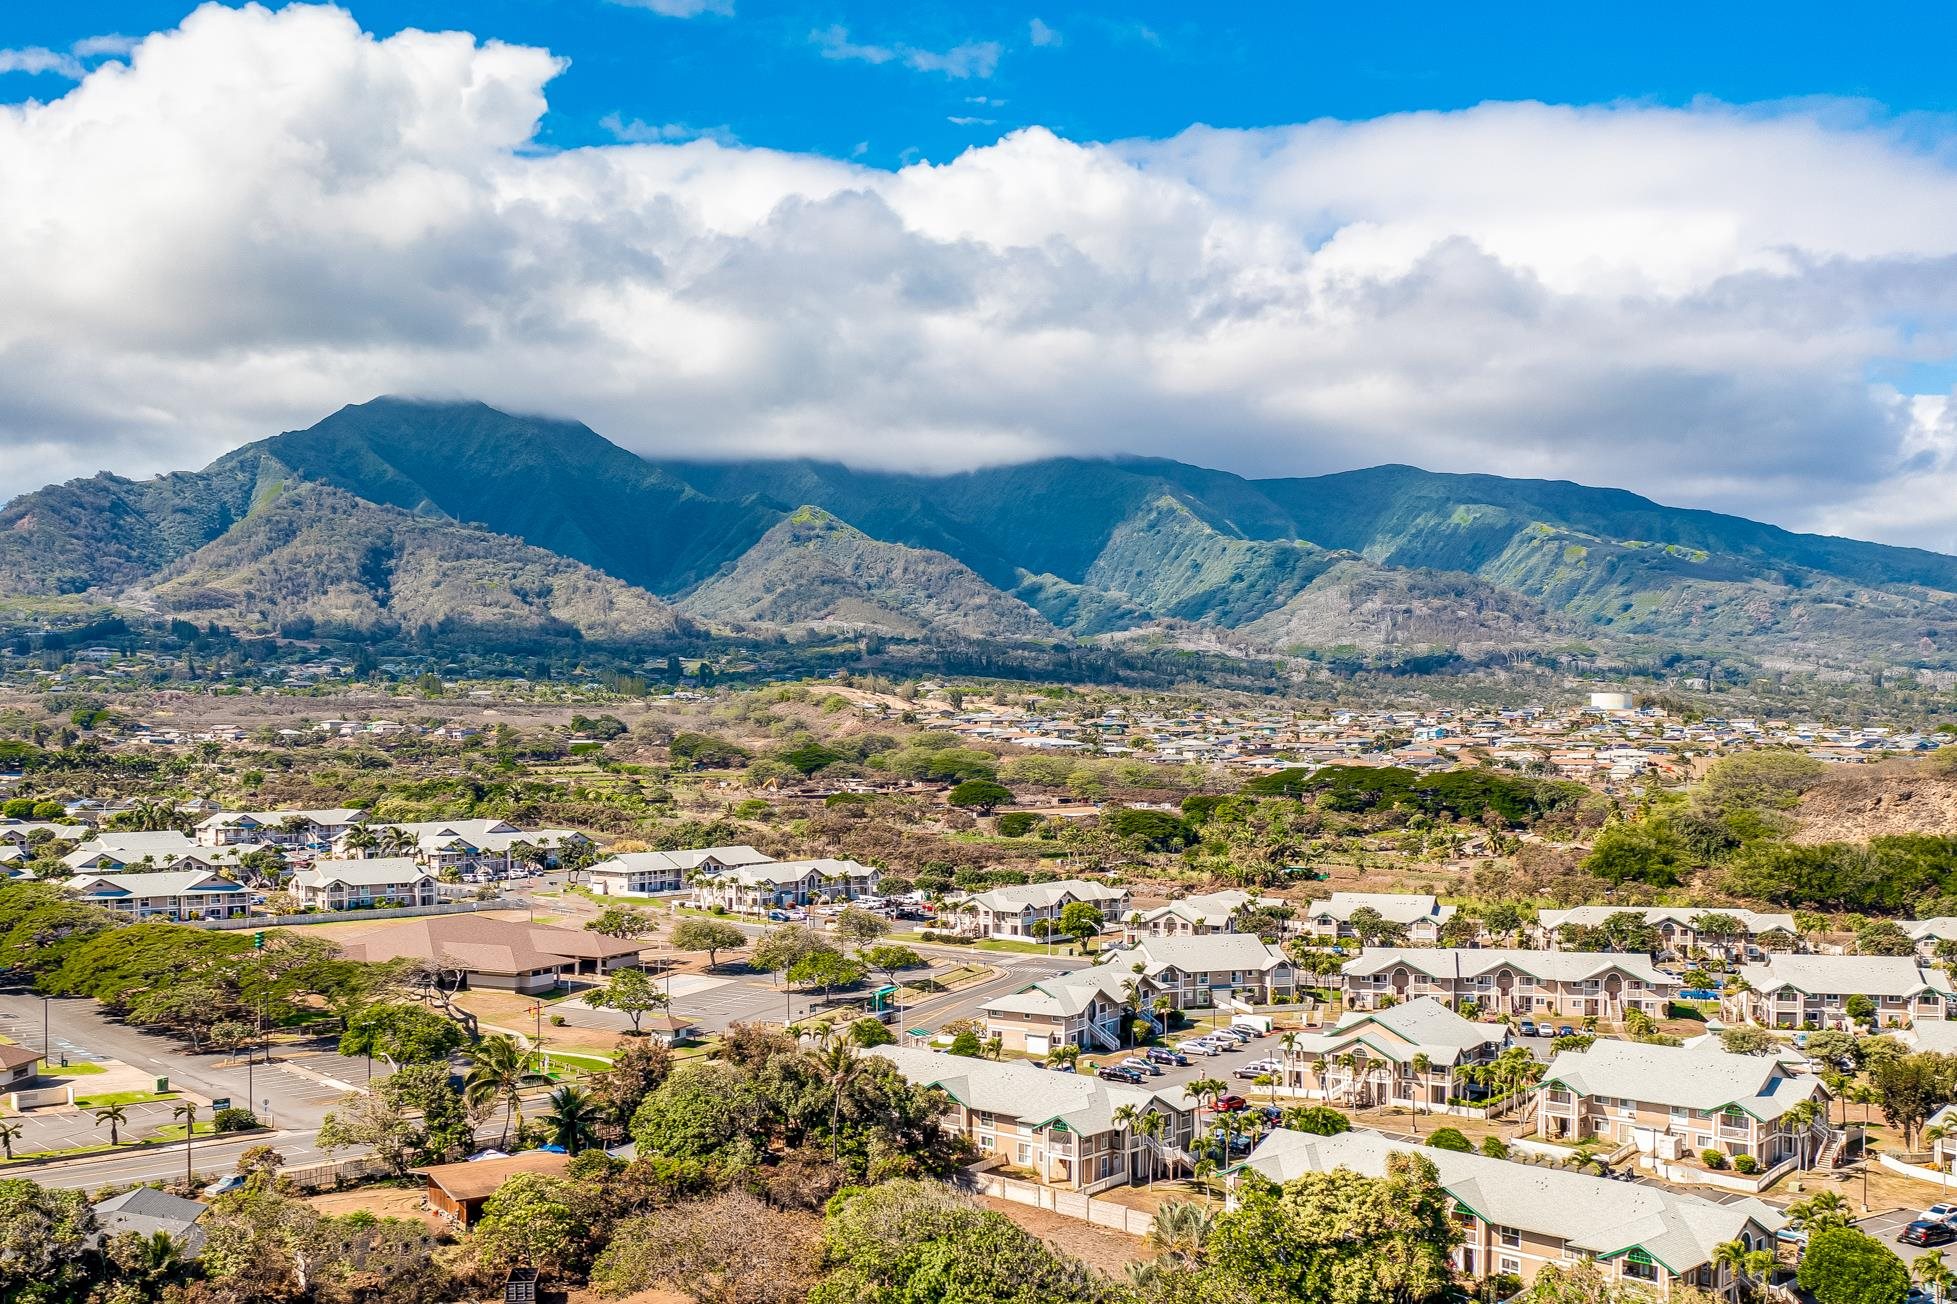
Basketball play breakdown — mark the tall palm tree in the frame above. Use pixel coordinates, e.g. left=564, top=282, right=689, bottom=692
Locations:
left=813, top=1038, right=862, bottom=1161
left=1782, top=1099, right=1821, bottom=1171
left=541, top=1085, right=600, bottom=1155
left=463, top=1035, right=533, bottom=1147
left=1409, top=1053, right=1433, bottom=1134
left=94, top=1104, right=130, bottom=1146
left=1277, top=1030, right=1301, bottom=1096
left=173, top=1101, right=199, bottom=1185
left=1113, top=1103, right=1139, bottom=1184
left=1714, top=1237, right=1773, bottom=1301
left=1136, top=1110, right=1166, bottom=1189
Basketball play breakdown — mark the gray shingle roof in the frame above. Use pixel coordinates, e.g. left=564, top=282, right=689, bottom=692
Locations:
left=1541, top=1038, right=1824, bottom=1120
left=1237, top=1129, right=1781, bottom=1274
left=869, top=1045, right=1193, bottom=1134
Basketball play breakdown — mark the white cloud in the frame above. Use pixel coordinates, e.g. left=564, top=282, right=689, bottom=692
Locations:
left=1029, top=18, right=1061, bottom=47
left=608, top=0, right=733, bottom=16
left=811, top=25, right=1000, bottom=79
left=600, top=113, right=738, bottom=146
left=0, top=47, right=84, bottom=79
left=6, top=5, right=1957, bottom=553
left=70, top=34, right=141, bottom=58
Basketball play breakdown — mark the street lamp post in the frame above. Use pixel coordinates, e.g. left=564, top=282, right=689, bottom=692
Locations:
left=41, top=996, right=49, bottom=1061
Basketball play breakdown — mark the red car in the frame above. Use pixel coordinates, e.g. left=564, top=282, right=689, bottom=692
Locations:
left=1207, top=1093, right=1249, bottom=1112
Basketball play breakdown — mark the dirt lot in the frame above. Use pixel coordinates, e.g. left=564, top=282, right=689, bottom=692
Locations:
left=305, top=1185, right=451, bottom=1234
left=979, top=1196, right=1150, bottom=1276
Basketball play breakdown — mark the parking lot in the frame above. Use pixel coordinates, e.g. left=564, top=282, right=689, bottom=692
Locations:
left=1077, top=1016, right=1298, bottom=1105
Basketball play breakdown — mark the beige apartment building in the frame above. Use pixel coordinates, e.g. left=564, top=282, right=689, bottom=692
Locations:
left=1536, top=906, right=1798, bottom=961
left=1722, top=954, right=1954, bottom=1030
left=1237, top=1129, right=1782, bottom=1299
left=1123, top=889, right=1279, bottom=940
left=1340, top=948, right=1678, bottom=1020
left=870, top=1046, right=1199, bottom=1194
left=1284, top=996, right=1508, bottom=1110
left=953, top=880, right=1131, bottom=941
left=1537, top=1038, right=1835, bottom=1170
left=1300, top=892, right=1457, bottom=944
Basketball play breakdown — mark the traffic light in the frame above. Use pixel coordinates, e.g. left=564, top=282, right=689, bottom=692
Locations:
left=252, top=931, right=265, bottom=949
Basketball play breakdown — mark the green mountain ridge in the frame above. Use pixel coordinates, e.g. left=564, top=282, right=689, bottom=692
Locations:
left=7, top=395, right=1957, bottom=666
left=678, top=506, right=1056, bottom=641
left=130, top=482, right=697, bottom=647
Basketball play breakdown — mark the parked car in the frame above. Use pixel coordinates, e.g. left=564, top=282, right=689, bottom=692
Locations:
left=1213, top=1027, right=1255, bottom=1042
left=1229, top=1021, right=1269, bottom=1038
left=201, top=1174, right=248, bottom=1198
left=1234, top=1064, right=1278, bottom=1081
left=1517, top=1020, right=1539, bottom=1037
left=1556, top=1025, right=1577, bottom=1038
left=1120, top=1057, right=1163, bottom=1077
left=1927, top=1203, right=1957, bottom=1224
left=1146, top=1047, right=1190, bottom=1066
left=1902, top=1221, right=1957, bottom=1248
left=1178, top=1041, right=1219, bottom=1057
left=1207, top=1093, right=1249, bottom=1112
left=766, top=910, right=791, bottom=922
left=1098, top=1065, right=1146, bottom=1084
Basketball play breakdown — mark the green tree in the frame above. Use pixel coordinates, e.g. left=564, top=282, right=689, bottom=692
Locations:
left=472, top=1173, right=595, bottom=1279
left=948, top=780, right=1014, bottom=815
left=832, top=906, right=890, bottom=952
left=1057, top=901, right=1105, bottom=947
left=586, top=906, right=659, bottom=939
left=585, top=966, right=671, bottom=1035
left=1201, top=1153, right=1458, bottom=1304
left=631, top=1062, right=759, bottom=1161
left=1797, top=1226, right=1909, bottom=1304
left=1281, top=1105, right=1351, bottom=1136
left=337, top=1001, right=465, bottom=1068
left=0, top=1179, right=95, bottom=1304
left=811, top=1179, right=1127, bottom=1304
left=670, top=918, right=747, bottom=969
left=1426, top=1127, right=1473, bottom=1153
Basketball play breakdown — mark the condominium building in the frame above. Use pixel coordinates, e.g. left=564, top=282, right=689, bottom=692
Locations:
left=64, top=869, right=249, bottom=921
left=1722, top=954, right=1953, bottom=1030
left=1283, top=996, right=1507, bottom=1110
left=290, top=857, right=439, bottom=911
left=952, top=880, right=1130, bottom=941
left=1537, top=1039, right=1835, bottom=1169
left=870, top=1045, right=1199, bottom=1195
left=1300, top=892, right=1457, bottom=944
left=690, top=857, right=881, bottom=913
left=587, top=845, right=773, bottom=896
left=1536, top=906, right=1797, bottom=960
left=1123, top=889, right=1280, bottom=940
left=1340, top=948, right=1678, bottom=1020
left=1235, top=1129, right=1781, bottom=1298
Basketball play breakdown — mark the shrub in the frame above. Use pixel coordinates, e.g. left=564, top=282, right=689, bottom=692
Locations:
left=1702, top=1148, right=1728, bottom=1169
left=1733, top=1154, right=1760, bottom=1174
left=1427, top=1128, right=1473, bottom=1153
left=995, top=812, right=1042, bottom=838
left=212, top=1107, right=258, bottom=1133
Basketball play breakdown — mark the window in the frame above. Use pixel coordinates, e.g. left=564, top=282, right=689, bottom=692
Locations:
left=1499, top=1258, right=1521, bottom=1276
left=1621, top=1250, right=1657, bottom=1283
left=1497, top=1226, right=1521, bottom=1249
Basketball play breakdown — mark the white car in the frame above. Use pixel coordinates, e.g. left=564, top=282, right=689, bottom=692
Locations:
left=1926, top=1203, right=1957, bottom=1224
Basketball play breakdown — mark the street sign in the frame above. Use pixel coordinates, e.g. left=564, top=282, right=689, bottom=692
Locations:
left=211, top=1098, right=231, bottom=1111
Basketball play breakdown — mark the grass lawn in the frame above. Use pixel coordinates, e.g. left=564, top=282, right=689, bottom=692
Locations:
left=50, top=1061, right=106, bottom=1076
left=150, top=1121, right=218, bottom=1141
left=76, top=1090, right=178, bottom=1109
left=539, top=1051, right=613, bottom=1075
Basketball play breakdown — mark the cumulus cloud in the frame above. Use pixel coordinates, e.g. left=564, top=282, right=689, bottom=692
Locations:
left=6, top=5, right=1957, bottom=553
left=1029, top=18, right=1061, bottom=47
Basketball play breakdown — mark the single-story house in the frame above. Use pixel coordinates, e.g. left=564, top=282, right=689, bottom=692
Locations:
left=419, top=1150, right=572, bottom=1227
left=335, top=916, right=647, bottom=993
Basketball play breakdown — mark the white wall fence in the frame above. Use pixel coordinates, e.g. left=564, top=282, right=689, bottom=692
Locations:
left=193, top=899, right=515, bottom=930
left=282, top=1155, right=399, bottom=1190
left=965, top=1164, right=1158, bottom=1237
left=8, top=1084, right=74, bottom=1110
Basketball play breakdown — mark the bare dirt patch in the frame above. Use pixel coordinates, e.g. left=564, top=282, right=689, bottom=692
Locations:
left=978, top=1195, right=1150, bottom=1276
left=305, top=1184, right=450, bottom=1233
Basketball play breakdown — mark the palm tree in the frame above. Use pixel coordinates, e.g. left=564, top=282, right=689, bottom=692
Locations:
left=1917, top=1250, right=1957, bottom=1304
left=1147, top=1200, right=1214, bottom=1267
left=1136, top=1110, right=1167, bottom=1189
left=812, top=1037, right=863, bottom=1161
left=1113, top=1103, right=1139, bottom=1183
left=342, top=824, right=379, bottom=856
left=1714, top=1237, right=1773, bottom=1301
left=94, top=1104, right=130, bottom=1146
left=1190, top=1155, right=1219, bottom=1207
left=1277, top=1030, right=1301, bottom=1096
left=173, top=1101, right=199, bottom=1185
left=0, top=1121, right=20, bottom=1160
left=1783, top=1098, right=1821, bottom=1171
left=1334, top=1052, right=1358, bottom=1105
left=541, top=1085, right=600, bottom=1155
left=1409, top=1053, right=1433, bottom=1133
left=115, top=1230, right=190, bottom=1301
left=463, top=1035, right=533, bottom=1146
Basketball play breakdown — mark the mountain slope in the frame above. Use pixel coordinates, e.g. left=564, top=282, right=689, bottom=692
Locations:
left=11, top=397, right=1957, bottom=666
left=217, top=397, right=781, bottom=594
left=679, top=507, right=1055, bottom=640
left=132, top=483, right=696, bottom=646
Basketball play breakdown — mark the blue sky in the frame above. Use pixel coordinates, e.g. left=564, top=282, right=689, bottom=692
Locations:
left=5, top=2, right=1957, bottom=549
left=8, top=1, right=1957, bottom=167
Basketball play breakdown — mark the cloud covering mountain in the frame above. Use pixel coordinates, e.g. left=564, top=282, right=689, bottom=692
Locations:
left=4, top=4, right=1957, bottom=549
